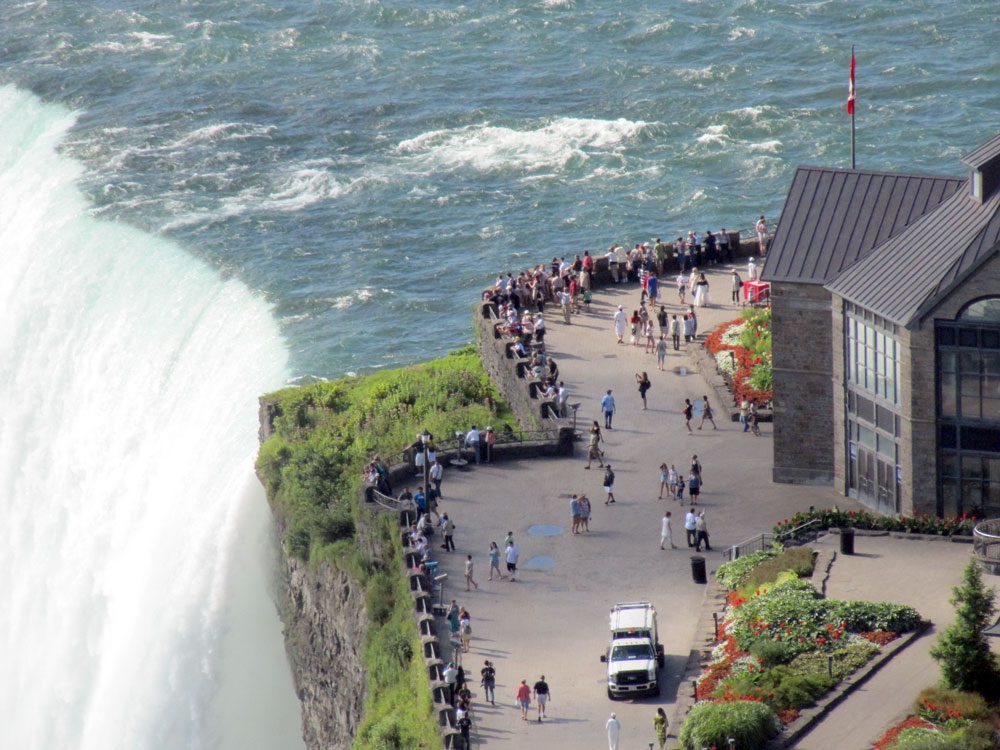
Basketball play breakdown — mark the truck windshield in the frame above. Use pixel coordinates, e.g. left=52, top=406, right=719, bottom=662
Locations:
left=610, top=644, right=654, bottom=661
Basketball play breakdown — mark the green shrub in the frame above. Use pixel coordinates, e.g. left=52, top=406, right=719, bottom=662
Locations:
left=915, top=687, right=988, bottom=721
left=930, top=560, right=1000, bottom=698
left=716, top=548, right=781, bottom=589
left=788, top=640, right=879, bottom=680
left=892, top=728, right=961, bottom=749
left=741, top=547, right=816, bottom=590
left=678, top=700, right=779, bottom=750
left=749, top=638, right=798, bottom=667
left=952, top=721, right=999, bottom=750
left=832, top=600, right=923, bottom=633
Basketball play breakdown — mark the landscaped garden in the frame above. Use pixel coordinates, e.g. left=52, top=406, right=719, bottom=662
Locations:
left=773, top=506, right=982, bottom=541
left=872, top=561, right=1000, bottom=750
left=680, top=545, right=924, bottom=750
left=704, top=307, right=773, bottom=406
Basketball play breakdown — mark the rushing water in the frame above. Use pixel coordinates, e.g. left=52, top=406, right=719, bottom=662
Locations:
left=2, top=1, right=999, bottom=748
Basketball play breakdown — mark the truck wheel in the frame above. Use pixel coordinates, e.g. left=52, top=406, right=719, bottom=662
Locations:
left=657, top=654, right=665, bottom=668
left=607, top=688, right=616, bottom=700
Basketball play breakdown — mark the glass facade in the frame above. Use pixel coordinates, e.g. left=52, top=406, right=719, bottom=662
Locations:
left=937, top=297, right=1000, bottom=517
left=844, top=305, right=901, bottom=514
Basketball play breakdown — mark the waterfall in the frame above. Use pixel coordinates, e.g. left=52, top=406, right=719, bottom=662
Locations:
left=0, top=85, right=301, bottom=750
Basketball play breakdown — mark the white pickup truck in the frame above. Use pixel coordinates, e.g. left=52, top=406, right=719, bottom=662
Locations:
left=600, top=601, right=665, bottom=699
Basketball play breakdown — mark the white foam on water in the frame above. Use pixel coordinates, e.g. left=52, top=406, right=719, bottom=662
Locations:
left=392, top=117, right=652, bottom=174
left=728, top=26, right=757, bottom=41
left=0, top=85, right=298, bottom=750
left=696, top=124, right=729, bottom=146
left=750, top=139, right=783, bottom=153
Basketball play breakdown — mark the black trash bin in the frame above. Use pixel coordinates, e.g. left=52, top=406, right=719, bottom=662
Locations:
left=840, top=527, right=855, bottom=555
left=690, top=555, right=707, bottom=584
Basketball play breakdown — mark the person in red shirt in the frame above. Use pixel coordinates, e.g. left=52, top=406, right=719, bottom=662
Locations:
left=516, top=679, right=532, bottom=721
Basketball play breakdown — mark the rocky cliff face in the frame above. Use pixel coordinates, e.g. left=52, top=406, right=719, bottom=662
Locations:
left=282, top=554, right=367, bottom=749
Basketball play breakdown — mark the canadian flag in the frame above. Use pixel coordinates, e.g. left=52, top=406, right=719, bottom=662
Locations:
left=847, top=50, right=856, bottom=115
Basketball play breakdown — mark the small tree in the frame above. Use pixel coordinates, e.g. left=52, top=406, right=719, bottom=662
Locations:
left=929, top=560, right=999, bottom=697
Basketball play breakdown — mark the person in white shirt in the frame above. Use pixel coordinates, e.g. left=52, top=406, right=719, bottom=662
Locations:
left=465, top=426, right=481, bottom=464
left=613, top=305, right=627, bottom=344
left=606, top=246, right=619, bottom=283
left=429, top=458, right=444, bottom=500
left=660, top=511, right=676, bottom=550
left=747, top=257, right=758, bottom=282
left=505, top=540, right=519, bottom=581
left=556, top=381, right=569, bottom=418
left=684, top=508, right=698, bottom=547
left=559, top=289, right=572, bottom=324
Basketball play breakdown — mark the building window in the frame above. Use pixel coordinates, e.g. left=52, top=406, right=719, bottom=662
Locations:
left=937, top=298, right=1000, bottom=517
left=846, top=313, right=899, bottom=403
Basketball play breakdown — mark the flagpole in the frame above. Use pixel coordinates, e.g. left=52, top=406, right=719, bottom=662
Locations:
left=850, top=45, right=856, bottom=169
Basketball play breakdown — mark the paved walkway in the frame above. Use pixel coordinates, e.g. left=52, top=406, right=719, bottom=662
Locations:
left=793, top=535, right=1000, bottom=750
left=423, top=265, right=862, bottom=750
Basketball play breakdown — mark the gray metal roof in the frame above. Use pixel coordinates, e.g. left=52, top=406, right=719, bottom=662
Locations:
left=961, top=133, right=1000, bottom=169
left=826, top=186, right=1000, bottom=328
left=763, top=167, right=963, bottom=284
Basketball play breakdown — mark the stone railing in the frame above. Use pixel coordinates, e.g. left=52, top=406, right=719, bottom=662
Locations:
left=973, top=519, right=1000, bottom=575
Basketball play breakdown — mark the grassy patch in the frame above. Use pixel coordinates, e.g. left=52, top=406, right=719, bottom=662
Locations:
left=256, top=345, right=515, bottom=749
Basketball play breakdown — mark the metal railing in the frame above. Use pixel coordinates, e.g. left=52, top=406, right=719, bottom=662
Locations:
left=973, top=519, right=1000, bottom=574
left=722, top=519, right=823, bottom=562
left=369, top=487, right=415, bottom=514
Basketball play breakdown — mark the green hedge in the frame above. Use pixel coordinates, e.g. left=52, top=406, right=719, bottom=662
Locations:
left=256, top=345, right=515, bottom=750
left=678, top=700, right=779, bottom=750
left=716, top=548, right=779, bottom=589
left=773, top=507, right=978, bottom=540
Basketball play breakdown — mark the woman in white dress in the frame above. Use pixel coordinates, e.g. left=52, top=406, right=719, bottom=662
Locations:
left=694, top=272, right=711, bottom=307
left=613, top=305, right=627, bottom=344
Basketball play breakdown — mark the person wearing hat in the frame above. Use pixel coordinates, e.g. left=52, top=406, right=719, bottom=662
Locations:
left=606, top=712, right=621, bottom=750
left=747, top=256, right=758, bottom=282
left=613, top=305, right=627, bottom=344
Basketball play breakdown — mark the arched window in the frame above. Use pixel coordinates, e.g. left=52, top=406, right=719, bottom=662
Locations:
left=958, top=297, right=1000, bottom=323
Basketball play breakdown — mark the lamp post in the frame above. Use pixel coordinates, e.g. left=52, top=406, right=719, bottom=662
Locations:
left=419, top=430, right=431, bottom=503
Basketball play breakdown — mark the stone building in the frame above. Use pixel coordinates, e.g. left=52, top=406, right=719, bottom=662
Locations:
left=764, top=134, right=1000, bottom=518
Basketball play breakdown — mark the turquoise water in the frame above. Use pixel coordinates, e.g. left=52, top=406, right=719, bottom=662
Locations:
left=2, top=2, right=999, bottom=747
left=3, top=0, right=998, bottom=378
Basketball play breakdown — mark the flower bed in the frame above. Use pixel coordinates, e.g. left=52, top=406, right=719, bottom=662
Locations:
left=704, top=308, right=772, bottom=406
left=684, top=547, right=924, bottom=746
left=872, top=688, right=995, bottom=749
left=773, top=506, right=981, bottom=540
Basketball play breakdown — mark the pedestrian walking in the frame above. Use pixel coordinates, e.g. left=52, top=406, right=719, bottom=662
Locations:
left=505, top=540, right=519, bottom=581
left=585, top=421, right=605, bottom=469
left=756, top=214, right=768, bottom=254
left=485, top=425, right=496, bottom=462
left=683, top=312, right=695, bottom=344
left=698, top=395, right=717, bottom=430
left=658, top=462, right=670, bottom=499
left=579, top=494, right=591, bottom=532
left=459, top=611, right=472, bottom=652
left=731, top=269, right=743, bottom=306
left=448, top=600, right=460, bottom=637
left=740, top=398, right=750, bottom=432
left=613, top=305, right=627, bottom=344
left=440, top=513, right=456, bottom=551
left=481, top=660, right=496, bottom=705
left=636, top=371, right=651, bottom=410
left=533, top=676, right=551, bottom=721
left=668, top=464, right=679, bottom=499
left=570, top=494, right=582, bottom=535
left=750, top=399, right=761, bottom=436
left=464, top=554, right=479, bottom=591
left=516, top=679, right=532, bottom=721
left=429, top=457, right=444, bottom=500
left=601, top=389, right=615, bottom=429
left=656, top=334, right=667, bottom=371
left=684, top=508, right=697, bottom=547
left=444, top=662, right=459, bottom=706
left=687, top=472, right=701, bottom=503
left=688, top=306, right=698, bottom=338
left=682, top=398, right=694, bottom=433
left=603, top=465, right=616, bottom=505
left=457, top=712, right=472, bottom=749
left=690, top=454, right=703, bottom=484
left=654, top=707, right=668, bottom=749
left=607, top=713, right=621, bottom=750
left=487, top=542, right=504, bottom=580
left=660, top=511, right=676, bottom=550
left=669, top=314, right=681, bottom=351
left=695, top=510, right=711, bottom=551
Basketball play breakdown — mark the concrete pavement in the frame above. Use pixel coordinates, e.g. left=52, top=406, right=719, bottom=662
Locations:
left=428, top=265, right=862, bottom=749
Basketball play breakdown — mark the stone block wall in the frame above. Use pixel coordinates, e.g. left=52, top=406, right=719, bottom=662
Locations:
left=771, top=281, right=835, bottom=484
